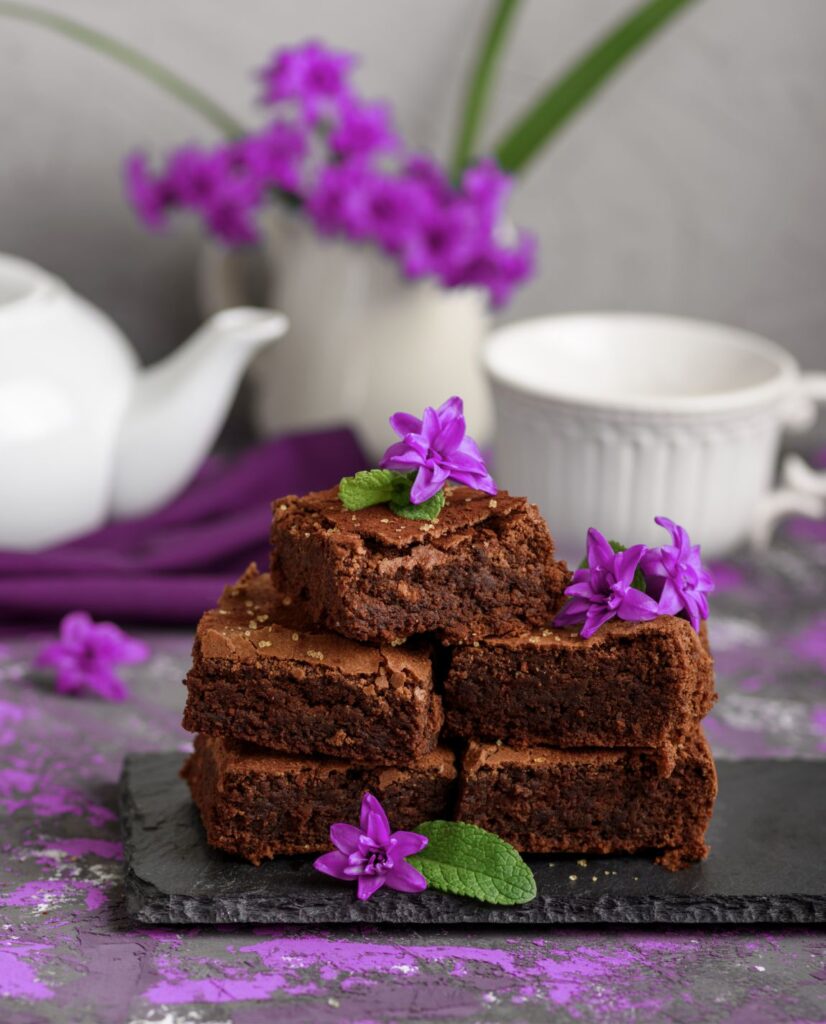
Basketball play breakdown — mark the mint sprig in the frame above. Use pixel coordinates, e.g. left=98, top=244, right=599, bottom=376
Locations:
left=408, top=820, right=536, bottom=905
left=339, top=469, right=444, bottom=523
left=580, top=539, right=647, bottom=592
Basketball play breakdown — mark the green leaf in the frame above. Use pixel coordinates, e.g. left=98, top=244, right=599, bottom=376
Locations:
left=338, top=469, right=409, bottom=511
left=579, top=539, right=647, bottom=592
left=390, top=488, right=446, bottom=522
left=450, top=0, right=524, bottom=178
left=408, top=820, right=537, bottom=905
left=494, top=0, right=697, bottom=174
left=0, top=1, right=245, bottom=138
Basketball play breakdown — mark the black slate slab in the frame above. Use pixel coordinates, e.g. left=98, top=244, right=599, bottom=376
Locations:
left=120, top=753, right=826, bottom=925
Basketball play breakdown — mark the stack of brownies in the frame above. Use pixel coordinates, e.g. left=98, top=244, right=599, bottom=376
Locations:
left=182, top=484, right=717, bottom=870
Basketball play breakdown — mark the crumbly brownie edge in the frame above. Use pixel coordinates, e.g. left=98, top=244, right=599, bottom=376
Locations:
left=183, top=736, right=458, bottom=864
left=456, top=731, right=716, bottom=868
left=182, top=663, right=444, bottom=764
left=444, top=617, right=717, bottom=750
left=270, top=487, right=568, bottom=644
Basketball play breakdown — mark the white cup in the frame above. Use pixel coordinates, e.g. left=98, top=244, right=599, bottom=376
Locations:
left=483, top=313, right=826, bottom=561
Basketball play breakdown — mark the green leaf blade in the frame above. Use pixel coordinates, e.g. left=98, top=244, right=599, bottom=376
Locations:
left=0, top=0, right=244, bottom=138
left=450, top=0, right=524, bottom=178
left=494, top=0, right=697, bottom=174
left=409, top=820, right=537, bottom=905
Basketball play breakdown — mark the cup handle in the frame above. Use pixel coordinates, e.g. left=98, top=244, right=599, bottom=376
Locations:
left=750, top=372, right=826, bottom=547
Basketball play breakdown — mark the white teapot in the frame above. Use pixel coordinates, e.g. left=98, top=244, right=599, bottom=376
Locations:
left=0, top=254, right=288, bottom=551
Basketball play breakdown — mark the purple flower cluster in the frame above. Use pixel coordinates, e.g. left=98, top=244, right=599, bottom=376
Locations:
left=314, top=792, right=428, bottom=901
left=125, top=40, right=534, bottom=307
left=380, top=396, right=496, bottom=504
left=36, top=611, right=149, bottom=701
left=554, top=517, right=714, bottom=639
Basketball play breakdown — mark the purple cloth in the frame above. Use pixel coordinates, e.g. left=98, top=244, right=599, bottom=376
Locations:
left=0, top=428, right=366, bottom=626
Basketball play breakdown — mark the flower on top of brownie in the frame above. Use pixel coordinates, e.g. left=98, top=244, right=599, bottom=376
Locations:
left=338, top=396, right=496, bottom=522
left=554, top=518, right=715, bottom=639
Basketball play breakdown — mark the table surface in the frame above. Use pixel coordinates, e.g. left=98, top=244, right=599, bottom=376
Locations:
left=2, top=524, right=825, bottom=1024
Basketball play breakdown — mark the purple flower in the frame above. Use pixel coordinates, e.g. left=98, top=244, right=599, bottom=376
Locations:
left=245, top=122, right=308, bottom=193
left=461, top=157, right=511, bottom=233
left=329, top=98, right=398, bottom=158
left=401, top=198, right=479, bottom=280
left=404, top=154, right=453, bottom=204
left=260, top=40, right=355, bottom=122
left=641, top=517, right=715, bottom=632
left=36, top=611, right=149, bottom=701
left=380, top=396, right=496, bottom=503
left=314, top=792, right=428, bottom=901
left=305, top=162, right=362, bottom=235
left=554, top=529, right=660, bottom=638
left=162, top=146, right=229, bottom=209
left=123, top=153, right=176, bottom=229
left=342, top=171, right=428, bottom=252
left=202, top=177, right=261, bottom=245
left=455, top=231, right=537, bottom=308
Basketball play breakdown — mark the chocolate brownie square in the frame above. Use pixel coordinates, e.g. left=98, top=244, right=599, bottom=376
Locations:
left=182, top=734, right=457, bottom=864
left=270, top=485, right=568, bottom=644
left=182, top=568, right=442, bottom=764
left=456, top=730, right=716, bottom=869
left=444, top=617, right=715, bottom=755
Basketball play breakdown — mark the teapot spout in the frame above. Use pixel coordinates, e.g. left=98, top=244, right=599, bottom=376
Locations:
left=111, top=307, right=288, bottom=519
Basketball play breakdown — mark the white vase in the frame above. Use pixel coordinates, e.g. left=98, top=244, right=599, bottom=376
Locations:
left=200, top=208, right=492, bottom=460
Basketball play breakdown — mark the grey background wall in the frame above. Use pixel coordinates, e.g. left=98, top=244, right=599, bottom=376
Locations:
left=1, top=0, right=825, bottom=378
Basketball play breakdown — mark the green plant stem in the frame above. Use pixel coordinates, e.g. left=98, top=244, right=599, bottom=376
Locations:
left=0, top=0, right=245, bottom=138
left=494, top=0, right=697, bottom=174
left=450, top=0, right=522, bottom=180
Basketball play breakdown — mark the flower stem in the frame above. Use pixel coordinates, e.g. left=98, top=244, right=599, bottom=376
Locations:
left=0, top=0, right=246, bottom=139
left=450, top=0, right=523, bottom=180
left=493, top=0, right=697, bottom=174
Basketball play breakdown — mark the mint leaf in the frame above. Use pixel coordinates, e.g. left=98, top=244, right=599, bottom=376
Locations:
left=339, top=469, right=409, bottom=511
left=339, top=469, right=445, bottom=522
left=408, top=820, right=536, bottom=905
left=390, top=488, right=445, bottom=522
left=578, top=539, right=646, bottom=592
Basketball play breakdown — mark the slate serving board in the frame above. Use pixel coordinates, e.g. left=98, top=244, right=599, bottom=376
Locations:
left=120, top=753, right=825, bottom=925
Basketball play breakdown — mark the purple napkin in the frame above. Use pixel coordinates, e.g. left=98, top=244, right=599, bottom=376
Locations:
left=0, top=428, right=366, bottom=626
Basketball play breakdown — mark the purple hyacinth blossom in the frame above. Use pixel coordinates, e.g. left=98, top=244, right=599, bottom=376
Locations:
left=461, top=157, right=511, bottom=233
left=203, top=177, right=261, bottom=246
left=404, top=154, right=453, bottom=203
left=343, top=171, right=428, bottom=252
left=162, top=146, right=229, bottom=210
left=124, top=153, right=175, bottom=229
left=329, top=98, right=398, bottom=158
left=401, top=198, right=479, bottom=280
left=553, top=529, right=660, bottom=639
left=314, top=792, right=428, bottom=901
left=260, top=40, right=355, bottom=122
left=305, top=162, right=363, bottom=235
left=640, top=517, right=715, bottom=632
left=36, top=611, right=149, bottom=701
left=456, top=231, right=537, bottom=308
left=380, top=396, right=497, bottom=504
left=246, top=121, right=308, bottom=193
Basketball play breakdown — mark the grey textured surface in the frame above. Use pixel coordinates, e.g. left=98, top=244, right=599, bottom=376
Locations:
left=2, top=530, right=825, bottom=1022
left=1, top=0, right=825, bottom=395
left=120, top=752, right=826, bottom=926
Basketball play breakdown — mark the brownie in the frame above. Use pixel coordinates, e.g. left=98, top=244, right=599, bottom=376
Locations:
left=444, top=617, right=715, bottom=756
left=456, top=730, right=716, bottom=869
left=183, top=734, right=457, bottom=864
left=270, top=485, right=568, bottom=644
left=182, top=568, right=443, bottom=764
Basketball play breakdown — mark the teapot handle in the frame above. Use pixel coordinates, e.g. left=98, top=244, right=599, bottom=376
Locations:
left=749, top=372, right=826, bottom=547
